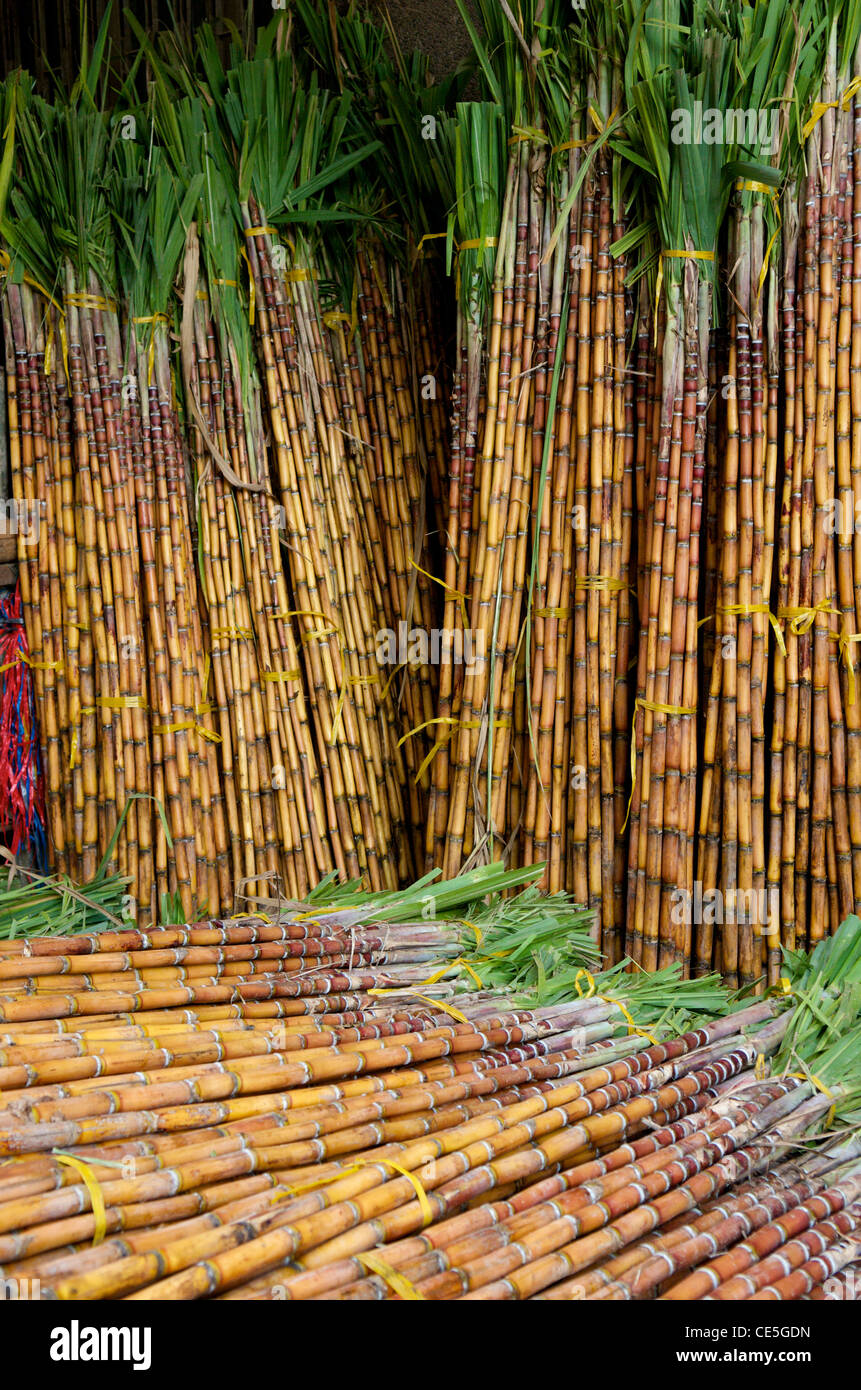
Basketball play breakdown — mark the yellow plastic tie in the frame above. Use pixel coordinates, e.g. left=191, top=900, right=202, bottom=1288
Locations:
left=707, top=603, right=788, bottom=658
left=284, top=268, right=318, bottom=283
left=355, top=1157, right=434, bottom=1227
left=379, top=663, right=406, bottom=702
left=663, top=249, right=716, bottom=262
left=65, top=292, right=116, bottom=312
left=413, top=231, right=447, bottom=263
left=575, top=575, right=628, bottom=593
left=551, top=136, right=596, bottom=152
left=802, top=75, right=861, bottom=140
left=535, top=607, right=573, bottom=619
left=323, top=311, right=355, bottom=333
left=655, top=249, right=715, bottom=343
left=398, top=716, right=513, bottom=784
left=598, top=992, right=659, bottom=1046
left=153, top=719, right=223, bottom=745
left=574, top=967, right=596, bottom=999
left=409, top=558, right=469, bottom=629
left=355, top=1250, right=426, bottom=1299
left=281, top=1165, right=364, bottom=1200
left=788, top=1070, right=836, bottom=1127
left=278, top=608, right=328, bottom=623
left=835, top=628, right=861, bottom=707
left=461, top=919, right=483, bottom=948
left=132, top=312, right=169, bottom=386
left=754, top=1053, right=769, bottom=1080
left=777, top=600, right=841, bottom=636
left=96, top=695, right=147, bottom=710
left=0, top=655, right=62, bottom=674
left=211, top=626, right=255, bottom=641
left=623, top=697, right=697, bottom=831
left=53, top=1153, right=107, bottom=1244
left=372, top=956, right=473, bottom=994
left=457, top=959, right=484, bottom=989
left=409, top=992, right=469, bottom=1024
left=244, top=225, right=277, bottom=237
left=736, top=179, right=776, bottom=196
left=421, top=960, right=464, bottom=989
left=261, top=669, right=302, bottom=683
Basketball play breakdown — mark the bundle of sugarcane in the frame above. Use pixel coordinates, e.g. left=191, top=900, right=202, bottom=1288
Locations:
left=301, top=1090, right=857, bottom=1300
left=289, top=1, right=462, bottom=842
left=3, top=913, right=859, bottom=1301
left=0, top=1005, right=732, bottom=1289
left=552, top=1, right=634, bottom=958
left=201, top=918, right=861, bottom=1302
left=157, top=25, right=440, bottom=889
left=621, top=3, right=735, bottom=974
left=10, top=1003, right=842, bottom=1301
left=4, top=77, right=154, bottom=900
left=172, top=111, right=327, bottom=904
left=696, top=0, right=815, bottom=988
left=0, top=941, right=745, bottom=1295
left=3, top=8, right=461, bottom=915
left=112, top=139, right=230, bottom=922
left=2, top=37, right=238, bottom=921
left=763, top=4, right=861, bottom=976
left=416, top=3, right=635, bottom=932
left=0, top=861, right=600, bottom=1028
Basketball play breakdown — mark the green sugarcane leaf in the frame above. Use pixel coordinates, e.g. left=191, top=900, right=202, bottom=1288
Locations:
left=96, top=794, right=174, bottom=882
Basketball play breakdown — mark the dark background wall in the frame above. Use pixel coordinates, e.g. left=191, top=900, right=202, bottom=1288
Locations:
left=0, top=1, right=476, bottom=85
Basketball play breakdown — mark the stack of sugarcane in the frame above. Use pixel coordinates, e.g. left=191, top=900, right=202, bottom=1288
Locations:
left=697, top=0, right=805, bottom=990
left=129, top=14, right=458, bottom=891
left=414, top=0, right=861, bottom=983
left=0, top=7, right=459, bottom=916
left=0, top=911, right=858, bottom=1300
left=3, top=75, right=163, bottom=910
left=695, top=0, right=861, bottom=987
left=414, top=1, right=635, bottom=958
left=764, top=2, right=861, bottom=978
left=0, top=859, right=601, bottom=1014
left=620, top=3, right=738, bottom=976
left=13, top=0, right=861, bottom=990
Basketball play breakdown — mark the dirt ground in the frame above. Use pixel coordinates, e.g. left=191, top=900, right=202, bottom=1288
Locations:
left=370, top=0, right=478, bottom=81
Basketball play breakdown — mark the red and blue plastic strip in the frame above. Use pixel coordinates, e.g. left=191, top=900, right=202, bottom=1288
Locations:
left=0, top=582, right=47, bottom=869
